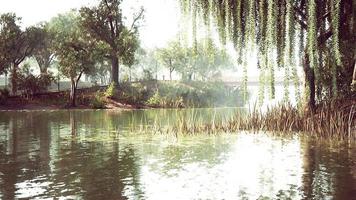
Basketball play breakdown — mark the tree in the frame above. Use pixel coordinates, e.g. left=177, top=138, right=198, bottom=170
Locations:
left=32, top=23, right=56, bottom=75
left=51, top=11, right=97, bottom=107
left=131, top=48, right=161, bottom=81
left=80, top=0, right=144, bottom=85
left=179, top=38, right=232, bottom=81
left=156, top=38, right=232, bottom=81
left=0, top=13, right=42, bottom=94
left=180, top=0, right=355, bottom=111
left=156, top=40, right=186, bottom=80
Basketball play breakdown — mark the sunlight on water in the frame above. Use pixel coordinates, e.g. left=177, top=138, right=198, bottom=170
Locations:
left=137, top=134, right=304, bottom=199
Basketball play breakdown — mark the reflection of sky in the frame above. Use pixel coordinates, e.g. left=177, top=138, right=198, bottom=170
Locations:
left=1, top=111, right=355, bottom=199
left=138, top=134, right=304, bottom=199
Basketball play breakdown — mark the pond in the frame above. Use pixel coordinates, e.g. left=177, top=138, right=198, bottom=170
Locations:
left=0, top=109, right=355, bottom=199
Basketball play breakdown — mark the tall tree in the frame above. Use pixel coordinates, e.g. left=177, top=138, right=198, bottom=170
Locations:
left=0, top=13, right=42, bottom=94
left=51, top=11, right=97, bottom=107
left=80, top=0, right=144, bottom=85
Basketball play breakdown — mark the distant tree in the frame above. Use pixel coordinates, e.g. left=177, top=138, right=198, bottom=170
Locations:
left=0, top=13, right=42, bottom=94
left=157, top=38, right=232, bottom=81
left=156, top=41, right=186, bottom=80
left=188, top=38, right=232, bottom=80
left=32, top=23, right=56, bottom=75
left=80, top=0, right=144, bottom=85
left=131, top=48, right=160, bottom=81
left=51, top=12, right=98, bottom=107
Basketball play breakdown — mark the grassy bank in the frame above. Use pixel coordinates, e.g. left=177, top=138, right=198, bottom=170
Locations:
left=0, top=81, right=245, bottom=110
left=113, top=81, right=245, bottom=108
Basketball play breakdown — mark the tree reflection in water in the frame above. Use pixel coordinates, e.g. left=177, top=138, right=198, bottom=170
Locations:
left=0, top=110, right=355, bottom=199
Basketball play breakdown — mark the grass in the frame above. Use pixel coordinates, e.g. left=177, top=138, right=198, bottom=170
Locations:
left=129, top=100, right=355, bottom=139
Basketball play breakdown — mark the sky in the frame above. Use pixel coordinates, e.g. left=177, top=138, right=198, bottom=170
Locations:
left=0, top=0, right=180, bottom=48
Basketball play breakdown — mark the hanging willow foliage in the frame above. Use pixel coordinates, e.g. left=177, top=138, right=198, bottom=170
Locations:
left=283, top=0, right=293, bottom=102
left=331, top=0, right=342, bottom=98
left=235, top=0, right=244, bottom=64
left=246, top=0, right=256, bottom=50
left=178, top=0, right=345, bottom=105
left=276, top=0, right=286, bottom=69
left=331, top=0, right=342, bottom=66
left=258, top=61, right=266, bottom=106
left=242, top=51, right=248, bottom=103
left=266, top=0, right=276, bottom=99
left=257, top=0, right=268, bottom=105
left=307, top=0, right=318, bottom=70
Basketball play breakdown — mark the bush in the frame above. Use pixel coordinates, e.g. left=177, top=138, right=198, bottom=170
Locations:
left=118, top=82, right=150, bottom=104
left=105, top=83, right=117, bottom=98
left=146, top=91, right=161, bottom=107
left=154, top=81, right=245, bottom=108
left=0, top=88, right=10, bottom=105
left=17, top=73, right=55, bottom=98
left=91, top=91, right=106, bottom=109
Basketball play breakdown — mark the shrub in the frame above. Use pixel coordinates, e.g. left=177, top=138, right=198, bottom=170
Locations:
left=91, top=91, right=106, bottom=109
left=105, top=83, right=117, bottom=98
left=118, top=82, right=150, bottom=104
left=0, top=88, right=10, bottom=105
left=146, top=91, right=161, bottom=107
left=17, top=73, right=55, bottom=98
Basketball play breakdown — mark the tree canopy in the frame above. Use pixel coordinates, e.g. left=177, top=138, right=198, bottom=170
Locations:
left=0, top=13, right=43, bottom=94
left=51, top=11, right=98, bottom=106
left=79, top=0, right=143, bottom=85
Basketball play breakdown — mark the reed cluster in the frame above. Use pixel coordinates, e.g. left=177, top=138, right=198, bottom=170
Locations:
left=141, top=102, right=355, bottom=139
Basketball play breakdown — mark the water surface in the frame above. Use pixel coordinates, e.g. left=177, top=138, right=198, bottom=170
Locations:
left=0, top=109, right=355, bottom=199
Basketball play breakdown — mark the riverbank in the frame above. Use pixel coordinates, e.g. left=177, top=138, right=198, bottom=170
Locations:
left=0, top=81, right=245, bottom=110
left=0, top=87, right=147, bottom=111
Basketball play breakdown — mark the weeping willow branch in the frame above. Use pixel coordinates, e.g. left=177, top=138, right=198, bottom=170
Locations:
left=178, top=0, right=348, bottom=107
left=266, top=0, right=277, bottom=99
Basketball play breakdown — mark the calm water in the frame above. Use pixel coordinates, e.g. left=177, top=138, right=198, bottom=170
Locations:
left=0, top=109, right=355, bottom=200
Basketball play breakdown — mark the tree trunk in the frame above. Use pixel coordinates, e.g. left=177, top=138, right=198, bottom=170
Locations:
left=129, top=67, right=132, bottom=83
left=169, top=69, right=173, bottom=81
left=111, top=54, right=119, bottom=85
left=39, top=62, right=49, bottom=75
left=303, top=52, right=316, bottom=113
left=11, top=64, right=18, bottom=95
left=70, top=79, right=76, bottom=107
left=40, top=68, right=47, bottom=75
left=352, top=60, right=356, bottom=90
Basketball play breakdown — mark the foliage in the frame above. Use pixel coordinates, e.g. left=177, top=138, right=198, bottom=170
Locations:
left=0, top=88, right=9, bottom=105
left=32, top=23, right=56, bottom=74
left=129, top=48, right=160, bottom=81
left=156, top=40, right=186, bottom=80
left=146, top=81, right=245, bottom=108
left=79, top=0, right=144, bottom=84
left=91, top=91, right=106, bottom=109
left=179, top=0, right=355, bottom=110
left=51, top=11, right=98, bottom=106
left=16, top=65, right=55, bottom=97
left=146, top=91, right=161, bottom=107
left=118, top=82, right=150, bottom=104
left=105, top=82, right=118, bottom=98
left=0, top=13, right=43, bottom=94
left=157, top=38, right=232, bottom=81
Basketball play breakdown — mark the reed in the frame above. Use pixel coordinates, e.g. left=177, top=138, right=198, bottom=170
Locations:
left=138, top=101, right=356, bottom=139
